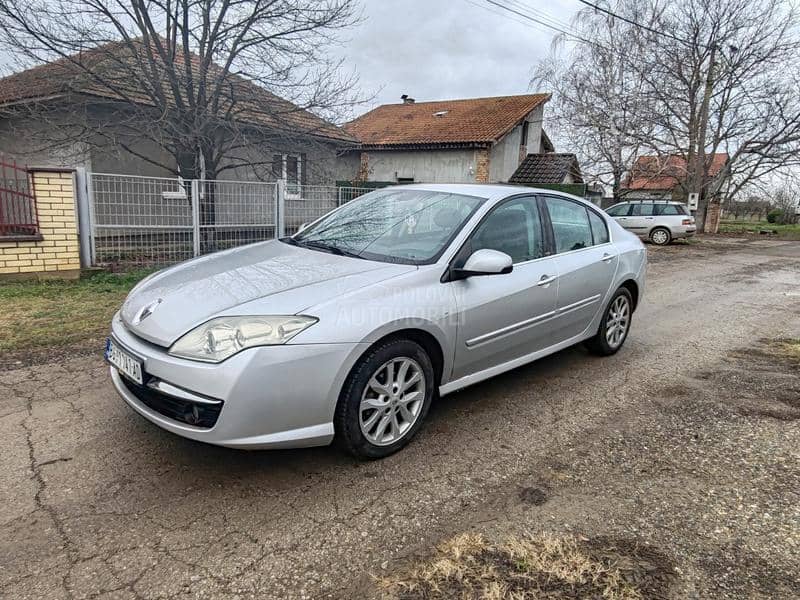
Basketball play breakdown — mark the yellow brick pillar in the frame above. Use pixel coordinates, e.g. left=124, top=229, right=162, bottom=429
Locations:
left=474, top=149, right=490, bottom=183
left=0, top=168, right=81, bottom=279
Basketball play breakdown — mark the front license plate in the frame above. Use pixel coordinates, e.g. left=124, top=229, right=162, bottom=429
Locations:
left=105, top=338, right=144, bottom=385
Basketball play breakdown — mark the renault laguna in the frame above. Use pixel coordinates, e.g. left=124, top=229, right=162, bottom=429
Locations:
left=107, top=184, right=646, bottom=459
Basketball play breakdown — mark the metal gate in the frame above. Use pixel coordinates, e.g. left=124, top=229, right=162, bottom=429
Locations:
left=85, top=173, right=372, bottom=268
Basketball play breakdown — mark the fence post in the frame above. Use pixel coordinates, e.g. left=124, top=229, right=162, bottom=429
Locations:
left=276, top=179, right=286, bottom=237
left=84, top=170, right=97, bottom=267
left=191, top=179, right=201, bottom=256
left=74, top=167, right=93, bottom=268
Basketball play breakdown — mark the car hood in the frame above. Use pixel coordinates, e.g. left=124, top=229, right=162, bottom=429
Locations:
left=120, top=240, right=415, bottom=346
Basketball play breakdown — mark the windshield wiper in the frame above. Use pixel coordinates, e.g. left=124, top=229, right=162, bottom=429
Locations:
left=292, top=239, right=364, bottom=259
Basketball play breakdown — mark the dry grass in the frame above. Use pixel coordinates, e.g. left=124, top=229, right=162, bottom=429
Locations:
left=377, top=532, right=675, bottom=600
left=778, top=339, right=800, bottom=361
left=0, top=270, right=152, bottom=356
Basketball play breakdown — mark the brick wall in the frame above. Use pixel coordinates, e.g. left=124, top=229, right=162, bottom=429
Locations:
left=0, top=169, right=81, bottom=278
left=475, top=149, right=490, bottom=183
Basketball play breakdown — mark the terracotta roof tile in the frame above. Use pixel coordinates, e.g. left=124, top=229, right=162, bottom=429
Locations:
left=509, top=153, right=583, bottom=184
left=625, top=153, right=728, bottom=190
left=346, top=94, right=550, bottom=147
left=0, top=40, right=356, bottom=143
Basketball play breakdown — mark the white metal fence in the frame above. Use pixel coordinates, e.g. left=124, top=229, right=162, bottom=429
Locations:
left=85, top=173, right=372, bottom=268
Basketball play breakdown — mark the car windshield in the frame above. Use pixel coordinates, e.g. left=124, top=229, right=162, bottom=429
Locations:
left=287, top=188, right=485, bottom=264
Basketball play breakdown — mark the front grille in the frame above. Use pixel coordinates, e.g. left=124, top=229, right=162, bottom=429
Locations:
left=120, top=377, right=222, bottom=429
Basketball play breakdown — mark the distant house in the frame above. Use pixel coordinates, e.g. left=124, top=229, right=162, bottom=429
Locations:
left=0, top=41, right=357, bottom=183
left=508, top=153, right=583, bottom=186
left=341, top=94, right=551, bottom=184
left=623, top=153, right=729, bottom=200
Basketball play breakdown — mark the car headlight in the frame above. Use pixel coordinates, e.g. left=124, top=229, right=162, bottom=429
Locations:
left=168, top=315, right=318, bottom=363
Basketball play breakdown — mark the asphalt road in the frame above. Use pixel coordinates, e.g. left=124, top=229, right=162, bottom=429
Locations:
left=2, top=238, right=799, bottom=599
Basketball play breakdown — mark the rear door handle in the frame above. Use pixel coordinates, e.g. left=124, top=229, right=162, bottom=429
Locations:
left=537, top=274, right=557, bottom=286
left=601, top=253, right=615, bottom=262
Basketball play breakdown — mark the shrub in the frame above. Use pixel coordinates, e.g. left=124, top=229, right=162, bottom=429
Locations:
left=767, top=209, right=784, bottom=223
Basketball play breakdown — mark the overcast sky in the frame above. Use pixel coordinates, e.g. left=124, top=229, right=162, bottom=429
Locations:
left=341, top=0, right=580, bottom=114
left=0, top=0, right=581, bottom=113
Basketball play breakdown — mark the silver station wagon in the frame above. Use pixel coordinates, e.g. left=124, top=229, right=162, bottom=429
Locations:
left=107, top=184, right=647, bottom=459
left=605, top=200, right=696, bottom=245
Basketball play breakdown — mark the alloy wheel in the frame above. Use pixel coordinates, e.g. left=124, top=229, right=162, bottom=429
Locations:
left=651, top=229, right=669, bottom=245
left=359, top=357, right=426, bottom=446
left=605, top=295, right=630, bottom=349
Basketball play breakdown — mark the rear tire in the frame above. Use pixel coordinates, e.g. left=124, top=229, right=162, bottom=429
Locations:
left=649, top=227, right=671, bottom=245
left=586, top=287, right=633, bottom=356
left=335, top=338, right=435, bottom=460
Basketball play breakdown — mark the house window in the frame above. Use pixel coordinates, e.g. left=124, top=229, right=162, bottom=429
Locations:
left=521, top=121, right=529, bottom=147
left=0, top=160, right=39, bottom=239
left=397, top=177, right=414, bottom=184
left=272, top=153, right=303, bottom=196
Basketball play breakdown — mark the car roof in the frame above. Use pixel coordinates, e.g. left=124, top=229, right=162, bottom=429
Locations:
left=386, top=183, right=584, bottom=202
left=615, top=199, right=684, bottom=204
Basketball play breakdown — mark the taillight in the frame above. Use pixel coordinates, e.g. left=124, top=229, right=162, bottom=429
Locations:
left=682, top=219, right=693, bottom=225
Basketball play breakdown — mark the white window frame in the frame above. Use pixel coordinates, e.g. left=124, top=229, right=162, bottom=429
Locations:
left=276, top=153, right=302, bottom=198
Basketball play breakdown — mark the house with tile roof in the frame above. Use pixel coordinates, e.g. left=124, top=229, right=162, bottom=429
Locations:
left=0, top=40, right=357, bottom=184
left=622, top=153, right=729, bottom=200
left=341, top=94, right=552, bottom=184
left=509, top=153, right=583, bottom=186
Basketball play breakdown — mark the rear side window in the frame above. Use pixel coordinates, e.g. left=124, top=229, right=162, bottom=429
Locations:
left=544, top=197, right=593, bottom=253
left=606, top=204, right=629, bottom=217
left=631, top=204, right=655, bottom=216
left=588, top=210, right=609, bottom=244
left=655, top=204, right=685, bottom=215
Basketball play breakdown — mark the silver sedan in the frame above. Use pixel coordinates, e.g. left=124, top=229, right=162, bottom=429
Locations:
left=107, top=184, right=646, bottom=459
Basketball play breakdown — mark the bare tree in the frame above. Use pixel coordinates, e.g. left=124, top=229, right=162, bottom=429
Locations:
left=533, top=1, right=657, bottom=198
left=0, top=0, right=363, bottom=181
left=634, top=0, right=800, bottom=230
left=536, top=0, right=800, bottom=231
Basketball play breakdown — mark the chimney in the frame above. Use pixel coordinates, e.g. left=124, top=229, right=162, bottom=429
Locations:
left=401, top=94, right=415, bottom=105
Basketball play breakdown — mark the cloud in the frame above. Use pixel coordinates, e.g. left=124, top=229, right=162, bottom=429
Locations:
left=340, top=0, right=579, bottom=112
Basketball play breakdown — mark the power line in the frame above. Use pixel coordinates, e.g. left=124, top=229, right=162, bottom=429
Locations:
left=468, top=0, right=638, bottom=62
left=574, top=0, right=699, bottom=48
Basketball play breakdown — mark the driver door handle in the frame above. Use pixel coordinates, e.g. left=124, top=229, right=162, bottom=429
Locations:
left=601, top=253, right=615, bottom=262
left=537, top=274, right=557, bottom=286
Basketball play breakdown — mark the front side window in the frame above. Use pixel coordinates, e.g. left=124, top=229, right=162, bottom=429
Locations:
left=470, top=197, right=543, bottom=263
left=290, top=188, right=484, bottom=264
left=606, top=204, right=629, bottom=217
left=544, top=197, right=593, bottom=253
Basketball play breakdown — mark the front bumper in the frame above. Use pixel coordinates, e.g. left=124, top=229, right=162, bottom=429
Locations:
left=109, top=313, right=367, bottom=449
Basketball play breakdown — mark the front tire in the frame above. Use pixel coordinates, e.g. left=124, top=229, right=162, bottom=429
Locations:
left=586, top=287, right=633, bottom=356
left=335, top=338, right=435, bottom=459
left=649, top=227, right=671, bottom=245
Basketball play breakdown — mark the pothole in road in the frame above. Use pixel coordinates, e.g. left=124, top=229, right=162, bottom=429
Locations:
left=518, top=486, right=548, bottom=506
left=691, top=339, right=800, bottom=421
left=376, top=532, right=677, bottom=600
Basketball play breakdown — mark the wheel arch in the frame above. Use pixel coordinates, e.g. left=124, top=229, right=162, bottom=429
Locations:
left=619, top=279, right=639, bottom=312
left=356, top=328, right=446, bottom=388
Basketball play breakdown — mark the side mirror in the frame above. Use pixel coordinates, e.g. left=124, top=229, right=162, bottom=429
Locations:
left=453, top=249, right=513, bottom=280
left=297, top=222, right=309, bottom=232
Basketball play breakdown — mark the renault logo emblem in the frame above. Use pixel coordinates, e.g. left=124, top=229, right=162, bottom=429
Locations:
left=133, top=299, right=162, bottom=325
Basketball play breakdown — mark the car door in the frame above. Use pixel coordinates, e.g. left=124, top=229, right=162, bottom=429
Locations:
left=450, top=195, right=559, bottom=381
left=542, top=196, right=618, bottom=341
left=626, top=203, right=656, bottom=235
left=606, top=202, right=633, bottom=232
